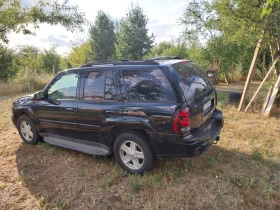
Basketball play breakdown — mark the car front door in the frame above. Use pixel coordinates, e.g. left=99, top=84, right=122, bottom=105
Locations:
left=77, top=67, right=123, bottom=146
left=35, top=71, right=80, bottom=139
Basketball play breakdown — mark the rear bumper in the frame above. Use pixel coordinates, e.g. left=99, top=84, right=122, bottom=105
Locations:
left=149, top=109, right=224, bottom=159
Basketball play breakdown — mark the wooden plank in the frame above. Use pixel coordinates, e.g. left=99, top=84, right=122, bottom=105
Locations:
left=263, top=74, right=280, bottom=116
left=244, top=56, right=279, bottom=112
left=261, top=86, right=273, bottom=115
left=238, top=31, right=265, bottom=111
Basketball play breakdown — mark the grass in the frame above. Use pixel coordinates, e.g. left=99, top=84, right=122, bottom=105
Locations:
left=0, top=83, right=280, bottom=209
left=0, top=73, right=53, bottom=97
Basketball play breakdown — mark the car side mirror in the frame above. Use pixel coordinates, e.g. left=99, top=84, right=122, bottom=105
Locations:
left=34, top=91, right=46, bottom=100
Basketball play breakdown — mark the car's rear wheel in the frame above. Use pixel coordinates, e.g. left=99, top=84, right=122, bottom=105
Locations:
left=114, top=132, right=155, bottom=174
left=17, top=115, right=40, bottom=145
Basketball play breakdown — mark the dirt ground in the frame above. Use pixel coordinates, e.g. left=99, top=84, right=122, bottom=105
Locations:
left=0, top=86, right=280, bottom=209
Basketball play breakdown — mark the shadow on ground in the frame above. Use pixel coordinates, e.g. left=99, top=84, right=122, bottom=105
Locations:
left=15, top=142, right=280, bottom=209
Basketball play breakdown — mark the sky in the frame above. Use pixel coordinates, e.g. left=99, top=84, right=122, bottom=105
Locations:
left=7, top=0, right=189, bottom=55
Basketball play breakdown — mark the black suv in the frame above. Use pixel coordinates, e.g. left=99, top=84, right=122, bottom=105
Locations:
left=12, top=58, right=223, bottom=174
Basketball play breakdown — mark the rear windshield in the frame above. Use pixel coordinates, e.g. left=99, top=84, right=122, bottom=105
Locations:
left=171, top=61, right=214, bottom=101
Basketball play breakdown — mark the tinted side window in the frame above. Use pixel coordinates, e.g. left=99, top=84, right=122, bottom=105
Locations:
left=121, top=68, right=176, bottom=102
left=171, top=62, right=214, bottom=100
left=83, top=71, right=105, bottom=100
left=105, top=70, right=118, bottom=100
left=48, top=73, right=78, bottom=100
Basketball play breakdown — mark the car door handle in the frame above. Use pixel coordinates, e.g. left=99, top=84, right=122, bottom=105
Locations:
left=105, top=110, right=116, bottom=116
left=65, top=108, right=74, bottom=112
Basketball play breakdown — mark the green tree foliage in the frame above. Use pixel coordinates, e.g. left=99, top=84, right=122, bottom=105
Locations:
left=262, top=0, right=280, bottom=16
left=89, top=11, right=116, bottom=61
left=115, top=5, right=154, bottom=60
left=0, top=45, right=18, bottom=82
left=147, top=41, right=173, bottom=57
left=212, top=0, right=264, bottom=46
left=180, top=0, right=280, bottom=82
left=145, top=41, right=188, bottom=59
left=68, top=41, right=92, bottom=67
left=0, top=0, right=85, bottom=43
left=180, top=0, right=218, bottom=41
left=39, top=46, right=61, bottom=74
left=16, top=45, right=41, bottom=77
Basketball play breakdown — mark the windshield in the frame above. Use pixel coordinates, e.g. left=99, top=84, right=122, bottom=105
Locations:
left=171, top=61, right=214, bottom=101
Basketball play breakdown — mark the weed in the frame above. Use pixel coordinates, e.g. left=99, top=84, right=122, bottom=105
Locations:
left=175, top=167, right=182, bottom=176
left=37, top=196, right=46, bottom=208
left=92, top=155, right=110, bottom=162
left=206, top=156, right=217, bottom=168
left=131, top=177, right=141, bottom=192
left=252, top=148, right=263, bottom=161
left=128, top=194, right=133, bottom=203
left=77, top=167, right=86, bottom=177
left=183, top=159, right=193, bottom=170
left=217, top=91, right=228, bottom=109
left=41, top=142, right=58, bottom=154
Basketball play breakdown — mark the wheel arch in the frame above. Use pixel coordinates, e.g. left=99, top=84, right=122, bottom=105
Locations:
left=14, top=108, right=38, bottom=130
left=108, top=126, right=156, bottom=156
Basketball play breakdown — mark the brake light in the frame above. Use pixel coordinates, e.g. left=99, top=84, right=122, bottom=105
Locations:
left=173, top=108, right=191, bottom=134
left=179, top=60, right=190, bottom=64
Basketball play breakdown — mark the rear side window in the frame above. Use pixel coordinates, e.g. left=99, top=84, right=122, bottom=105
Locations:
left=171, top=62, right=214, bottom=100
left=83, top=71, right=105, bottom=100
left=121, top=68, right=176, bottom=102
left=83, top=69, right=118, bottom=100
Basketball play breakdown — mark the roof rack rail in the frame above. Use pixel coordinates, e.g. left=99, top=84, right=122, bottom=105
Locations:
left=80, top=60, right=119, bottom=67
left=81, top=60, right=158, bottom=67
left=146, top=56, right=184, bottom=61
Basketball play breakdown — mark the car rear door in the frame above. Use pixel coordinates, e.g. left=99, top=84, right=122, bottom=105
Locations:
left=77, top=67, right=123, bottom=146
left=118, top=66, right=178, bottom=134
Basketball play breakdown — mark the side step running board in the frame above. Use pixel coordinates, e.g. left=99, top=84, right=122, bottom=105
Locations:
left=41, top=134, right=111, bottom=156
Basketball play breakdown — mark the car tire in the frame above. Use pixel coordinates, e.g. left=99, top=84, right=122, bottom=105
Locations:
left=17, top=115, right=41, bottom=145
left=114, top=132, right=155, bottom=174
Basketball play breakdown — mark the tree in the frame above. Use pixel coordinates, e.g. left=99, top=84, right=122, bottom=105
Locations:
left=115, top=5, right=154, bottom=60
left=145, top=41, right=188, bottom=59
left=180, top=0, right=218, bottom=41
left=179, top=0, right=279, bottom=81
left=68, top=41, right=92, bottom=67
left=0, top=0, right=85, bottom=43
left=89, top=11, right=116, bottom=61
left=39, top=46, right=61, bottom=74
left=16, top=45, right=41, bottom=74
left=0, top=45, right=18, bottom=82
left=145, top=41, right=173, bottom=58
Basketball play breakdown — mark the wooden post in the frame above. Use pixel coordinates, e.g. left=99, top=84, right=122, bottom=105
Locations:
left=26, top=67, right=31, bottom=92
left=238, top=31, right=265, bottom=111
left=244, top=56, right=279, bottom=112
left=263, top=74, right=280, bottom=116
left=269, top=44, right=278, bottom=77
left=261, top=86, right=273, bottom=115
left=53, top=64, right=55, bottom=75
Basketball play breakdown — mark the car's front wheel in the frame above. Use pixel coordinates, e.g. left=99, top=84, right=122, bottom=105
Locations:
left=114, top=132, right=155, bottom=174
left=17, top=115, right=41, bottom=145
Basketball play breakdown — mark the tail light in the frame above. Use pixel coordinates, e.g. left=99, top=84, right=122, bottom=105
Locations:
left=173, top=108, right=191, bottom=134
